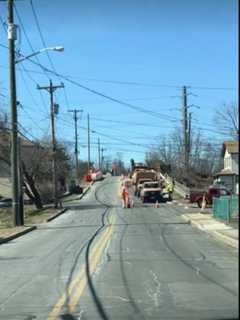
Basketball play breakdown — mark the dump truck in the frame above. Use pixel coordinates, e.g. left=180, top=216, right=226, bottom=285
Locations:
left=132, top=169, right=157, bottom=195
left=136, top=178, right=154, bottom=197
left=140, top=181, right=163, bottom=203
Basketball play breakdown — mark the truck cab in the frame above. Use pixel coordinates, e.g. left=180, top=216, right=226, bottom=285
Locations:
left=136, top=178, right=153, bottom=197
left=189, top=185, right=231, bottom=208
left=140, top=181, right=162, bottom=203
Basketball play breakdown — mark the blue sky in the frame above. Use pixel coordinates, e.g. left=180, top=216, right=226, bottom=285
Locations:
left=0, top=0, right=238, bottom=167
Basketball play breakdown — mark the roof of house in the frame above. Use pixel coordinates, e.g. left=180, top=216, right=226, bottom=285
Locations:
left=214, top=168, right=236, bottom=176
left=221, top=141, right=239, bottom=156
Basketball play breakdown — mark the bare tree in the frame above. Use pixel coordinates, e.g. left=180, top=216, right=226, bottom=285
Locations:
left=214, top=103, right=239, bottom=139
left=146, top=127, right=221, bottom=187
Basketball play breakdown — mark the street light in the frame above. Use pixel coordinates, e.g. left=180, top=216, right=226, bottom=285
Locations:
left=7, top=0, right=64, bottom=226
left=15, top=46, right=64, bottom=64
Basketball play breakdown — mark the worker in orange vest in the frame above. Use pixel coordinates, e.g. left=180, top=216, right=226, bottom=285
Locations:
left=121, top=185, right=129, bottom=208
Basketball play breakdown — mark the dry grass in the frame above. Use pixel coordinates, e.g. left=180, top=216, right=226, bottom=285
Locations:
left=0, top=181, right=91, bottom=239
left=0, top=205, right=60, bottom=230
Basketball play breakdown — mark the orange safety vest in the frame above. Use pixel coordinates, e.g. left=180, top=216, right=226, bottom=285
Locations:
left=121, top=186, right=129, bottom=199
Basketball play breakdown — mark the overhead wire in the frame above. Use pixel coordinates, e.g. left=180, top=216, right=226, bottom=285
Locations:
left=63, top=76, right=236, bottom=91
left=0, top=46, right=181, bottom=123
left=29, top=0, right=70, bottom=109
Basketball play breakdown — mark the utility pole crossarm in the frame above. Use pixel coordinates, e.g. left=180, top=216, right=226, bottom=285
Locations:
left=37, top=82, right=64, bottom=92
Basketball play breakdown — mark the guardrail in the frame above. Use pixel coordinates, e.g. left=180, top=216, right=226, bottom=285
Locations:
left=213, top=195, right=239, bottom=223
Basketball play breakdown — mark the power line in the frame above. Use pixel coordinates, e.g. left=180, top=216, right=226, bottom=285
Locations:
left=89, top=116, right=175, bottom=128
left=0, top=46, right=180, bottom=122
left=13, top=4, right=50, bottom=81
left=1, top=41, right=235, bottom=92
left=29, top=0, right=70, bottom=108
left=18, top=103, right=49, bottom=134
left=63, top=76, right=237, bottom=91
left=56, top=116, right=158, bottom=143
left=57, top=116, right=150, bottom=148
left=17, top=64, right=49, bottom=115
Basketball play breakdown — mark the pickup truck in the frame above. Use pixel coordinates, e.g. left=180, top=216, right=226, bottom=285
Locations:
left=189, top=185, right=231, bottom=208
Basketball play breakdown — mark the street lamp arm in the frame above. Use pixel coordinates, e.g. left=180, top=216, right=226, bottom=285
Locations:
left=15, top=46, right=64, bottom=64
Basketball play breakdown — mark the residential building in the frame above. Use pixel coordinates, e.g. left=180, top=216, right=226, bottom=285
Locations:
left=214, top=141, right=239, bottom=194
left=0, top=128, right=37, bottom=198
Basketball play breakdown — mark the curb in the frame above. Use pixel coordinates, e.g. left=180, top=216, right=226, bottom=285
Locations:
left=46, top=208, right=68, bottom=222
left=78, top=182, right=93, bottom=199
left=183, top=215, right=238, bottom=249
left=0, top=226, right=37, bottom=245
left=212, top=230, right=238, bottom=249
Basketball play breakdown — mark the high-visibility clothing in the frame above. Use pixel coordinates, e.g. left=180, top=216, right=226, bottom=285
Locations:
left=166, top=183, right=173, bottom=192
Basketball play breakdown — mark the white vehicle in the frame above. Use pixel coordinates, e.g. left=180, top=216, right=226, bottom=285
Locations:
left=91, top=170, right=103, bottom=181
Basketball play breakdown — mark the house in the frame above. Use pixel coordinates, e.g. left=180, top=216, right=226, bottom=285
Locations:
left=214, top=141, right=239, bottom=194
left=0, top=128, right=38, bottom=198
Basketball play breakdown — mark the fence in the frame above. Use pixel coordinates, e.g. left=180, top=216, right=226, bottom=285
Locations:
left=213, top=196, right=239, bottom=223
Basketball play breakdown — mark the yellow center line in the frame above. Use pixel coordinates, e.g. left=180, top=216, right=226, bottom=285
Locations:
left=48, top=213, right=115, bottom=319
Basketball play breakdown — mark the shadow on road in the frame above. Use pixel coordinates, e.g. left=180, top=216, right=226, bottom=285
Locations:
left=65, top=203, right=106, bottom=210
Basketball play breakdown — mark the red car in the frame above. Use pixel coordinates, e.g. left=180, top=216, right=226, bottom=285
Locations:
left=189, top=186, right=231, bottom=208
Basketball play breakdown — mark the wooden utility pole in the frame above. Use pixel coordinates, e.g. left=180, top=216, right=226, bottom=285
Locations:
left=98, top=138, right=101, bottom=170
left=68, top=109, right=82, bottom=183
left=182, top=86, right=188, bottom=171
left=101, top=148, right=106, bottom=171
left=87, top=113, right=90, bottom=172
left=188, top=112, right=192, bottom=157
left=18, top=137, right=24, bottom=225
left=37, top=80, right=64, bottom=208
left=8, top=0, right=22, bottom=225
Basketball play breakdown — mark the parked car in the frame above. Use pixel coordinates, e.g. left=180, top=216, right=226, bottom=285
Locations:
left=189, top=185, right=231, bottom=208
left=140, top=181, right=163, bottom=203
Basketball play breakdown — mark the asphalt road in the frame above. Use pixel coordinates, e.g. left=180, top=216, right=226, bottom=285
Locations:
left=0, top=176, right=238, bottom=320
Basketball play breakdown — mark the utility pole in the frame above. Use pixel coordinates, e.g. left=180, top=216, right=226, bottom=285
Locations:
left=68, top=109, right=82, bottom=184
left=87, top=113, right=90, bottom=172
left=182, top=86, right=188, bottom=171
left=101, top=148, right=106, bottom=171
left=98, top=138, right=101, bottom=170
left=37, top=80, right=64, bottom=208
left=188, top=112, right=192, bottom=157
left=8, top=0, right=21, bottom=226
left=18, top=137, right=24, bottom=225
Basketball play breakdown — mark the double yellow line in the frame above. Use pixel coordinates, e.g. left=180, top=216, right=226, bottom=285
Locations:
left=48, top=213, right=115, bottom=319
